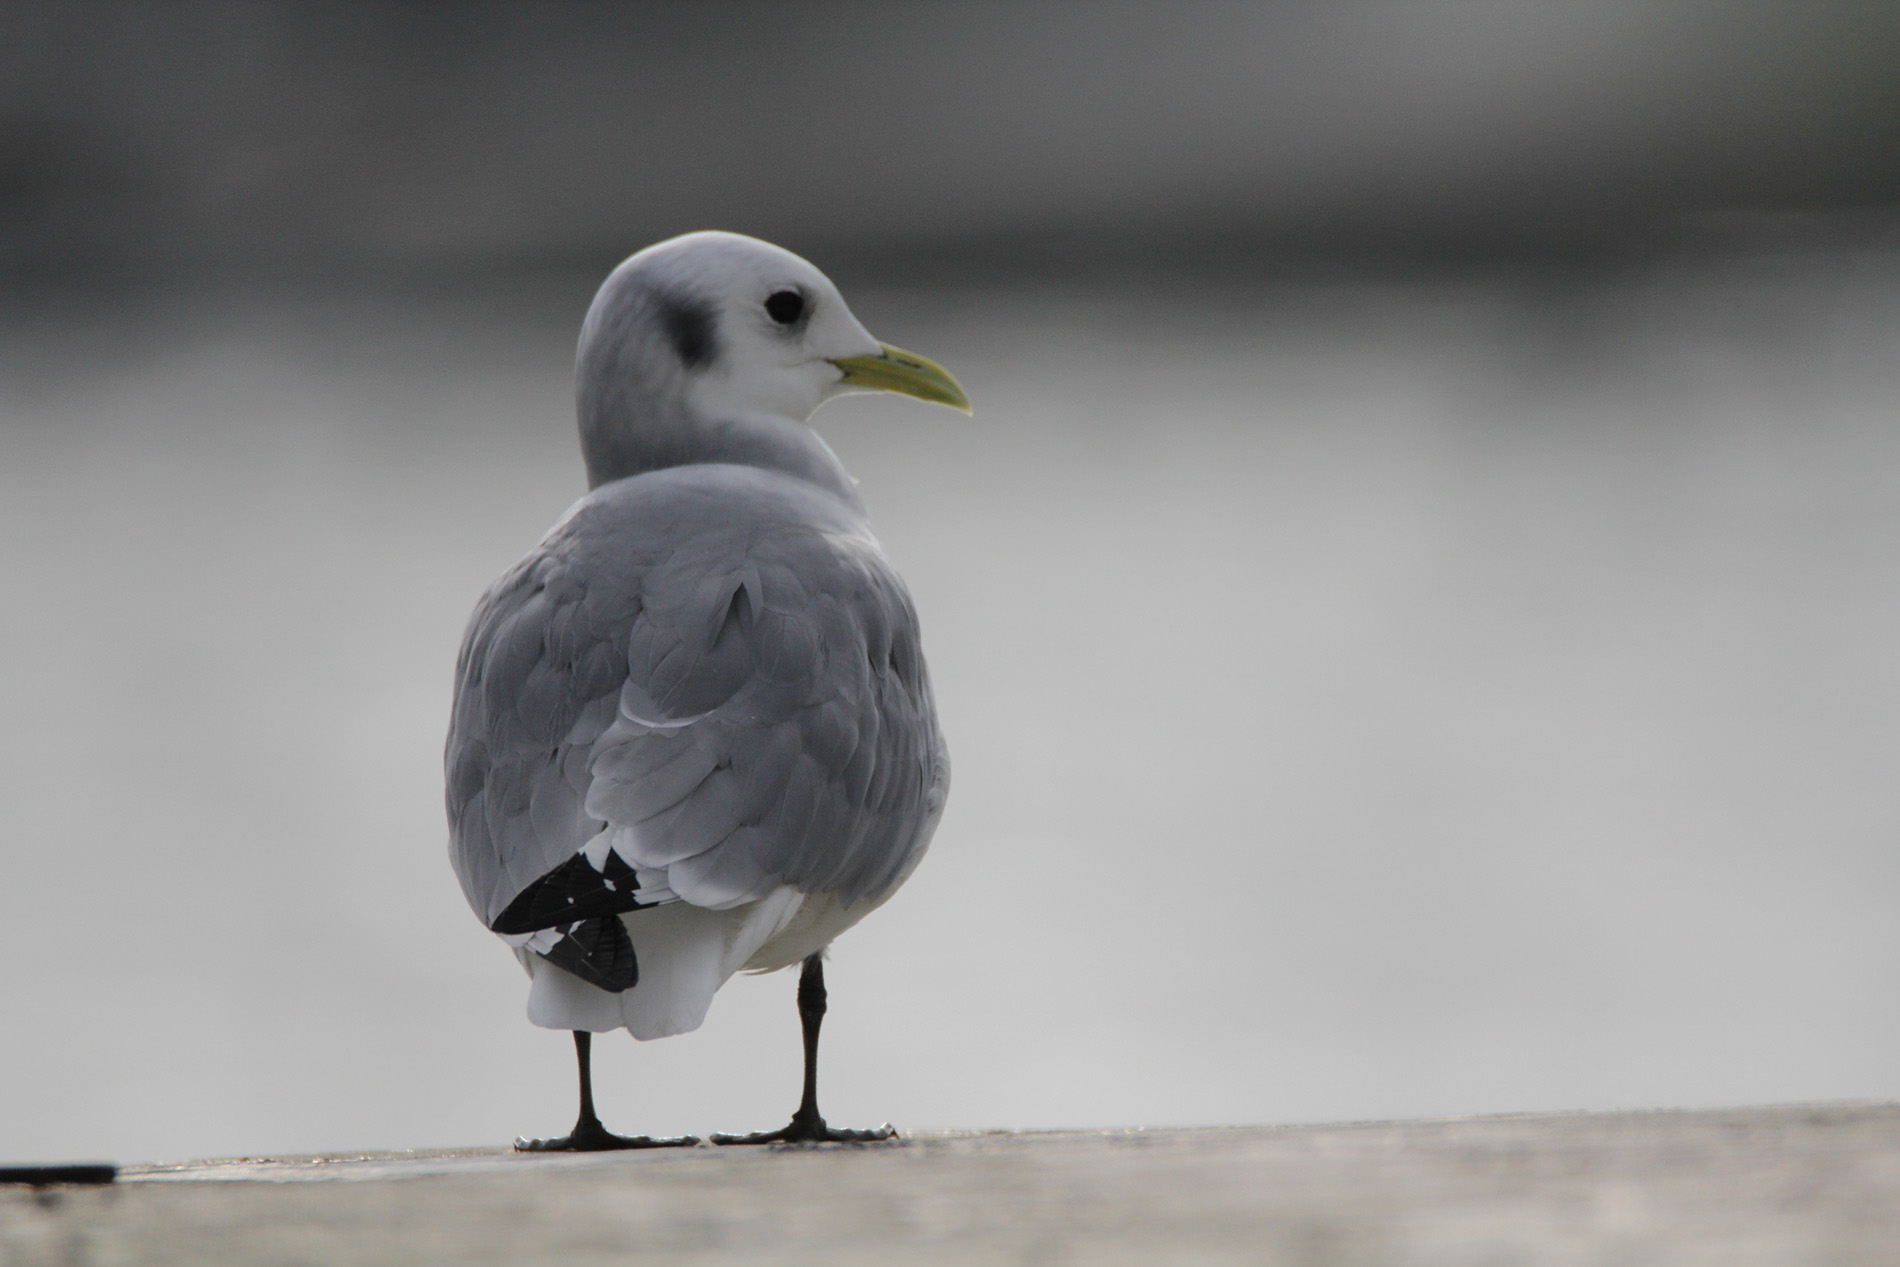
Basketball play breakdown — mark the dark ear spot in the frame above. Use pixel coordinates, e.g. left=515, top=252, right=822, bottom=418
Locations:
left=656, top=291, right=719, bottom=370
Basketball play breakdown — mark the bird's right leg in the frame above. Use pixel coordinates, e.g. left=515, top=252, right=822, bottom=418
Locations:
left=515, top=1031, right=699, bottom=1152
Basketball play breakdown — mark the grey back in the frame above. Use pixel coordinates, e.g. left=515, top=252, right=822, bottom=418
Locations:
left=446, top=463, right=946, bottom=927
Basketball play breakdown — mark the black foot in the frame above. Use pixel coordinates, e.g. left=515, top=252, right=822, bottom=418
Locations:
left=515, top=1119, right=699, bottom=1152
left=710, top=1112, right=897, bottom=1146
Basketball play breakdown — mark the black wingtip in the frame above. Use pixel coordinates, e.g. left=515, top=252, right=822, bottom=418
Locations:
left=536, top=916, right=640, bottom=993
left=493, top=849, right=656, bottom=935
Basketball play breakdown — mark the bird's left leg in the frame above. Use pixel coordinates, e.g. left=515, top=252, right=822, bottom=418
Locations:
left=710, top=954, right=896, bottom=1145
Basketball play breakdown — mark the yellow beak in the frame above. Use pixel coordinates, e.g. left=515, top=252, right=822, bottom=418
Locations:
left=831, top=343, right=972, bottom=414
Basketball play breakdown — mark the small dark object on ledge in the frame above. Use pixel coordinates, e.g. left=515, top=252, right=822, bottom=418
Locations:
left=0, top=1164, right=117, bottom=1186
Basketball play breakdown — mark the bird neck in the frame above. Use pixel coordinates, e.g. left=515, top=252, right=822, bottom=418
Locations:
left=579, top=400, right=864, bottom=508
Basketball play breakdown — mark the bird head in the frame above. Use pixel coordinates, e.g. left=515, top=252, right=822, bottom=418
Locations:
left=578, top=231, right=970, bottom=435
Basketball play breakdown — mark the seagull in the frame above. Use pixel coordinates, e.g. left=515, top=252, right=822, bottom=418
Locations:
left=445, top=231, right=965, bottom=1150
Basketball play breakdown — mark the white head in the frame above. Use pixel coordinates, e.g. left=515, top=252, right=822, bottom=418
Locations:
left=576, top=231, right=968, bottom=490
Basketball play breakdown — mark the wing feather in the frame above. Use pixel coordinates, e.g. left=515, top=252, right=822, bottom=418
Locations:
left=446, top=467, right=945, bottom=937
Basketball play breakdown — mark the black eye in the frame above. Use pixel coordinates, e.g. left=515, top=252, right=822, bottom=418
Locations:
left=764, top=290, right=805, bottom=325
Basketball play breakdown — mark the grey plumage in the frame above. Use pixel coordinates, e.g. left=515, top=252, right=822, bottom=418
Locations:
left=447, top=464, right=944, bottom=925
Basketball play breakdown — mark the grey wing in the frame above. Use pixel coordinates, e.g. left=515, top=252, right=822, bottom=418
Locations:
left=444, top=520, right=644, bottom=933
left=445, top=492, right=944, bottom=942
left=588, top=520, right=944, bottom=913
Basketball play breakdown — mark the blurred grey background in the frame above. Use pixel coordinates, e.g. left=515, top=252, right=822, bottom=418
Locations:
left=3, top=0, right=1898, bottom=1163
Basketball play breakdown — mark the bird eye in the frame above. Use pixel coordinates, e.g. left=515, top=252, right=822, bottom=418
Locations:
left=764, top=290, right=805, bottom=325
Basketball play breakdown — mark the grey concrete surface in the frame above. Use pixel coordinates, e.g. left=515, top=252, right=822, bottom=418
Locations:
left=3, top=1103, right=1897, bottom=1265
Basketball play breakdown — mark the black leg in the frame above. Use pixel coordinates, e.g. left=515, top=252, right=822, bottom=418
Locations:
left=515, top=1031, right=700, bottom=1152
left=710, top=954, right=897, bottom=1145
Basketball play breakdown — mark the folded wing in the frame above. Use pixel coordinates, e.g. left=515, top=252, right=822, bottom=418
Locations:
left=446, top=469, right=944, bottom=980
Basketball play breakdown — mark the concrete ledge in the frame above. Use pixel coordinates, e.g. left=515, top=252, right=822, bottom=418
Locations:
left=5, top=1103, right=1898, bottom=1265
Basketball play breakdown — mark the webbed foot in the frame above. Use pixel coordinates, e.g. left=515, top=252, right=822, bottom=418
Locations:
left=709, top=1111, right=896, bottom=1146
left=515, top=1119, right=699, bottom=1152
